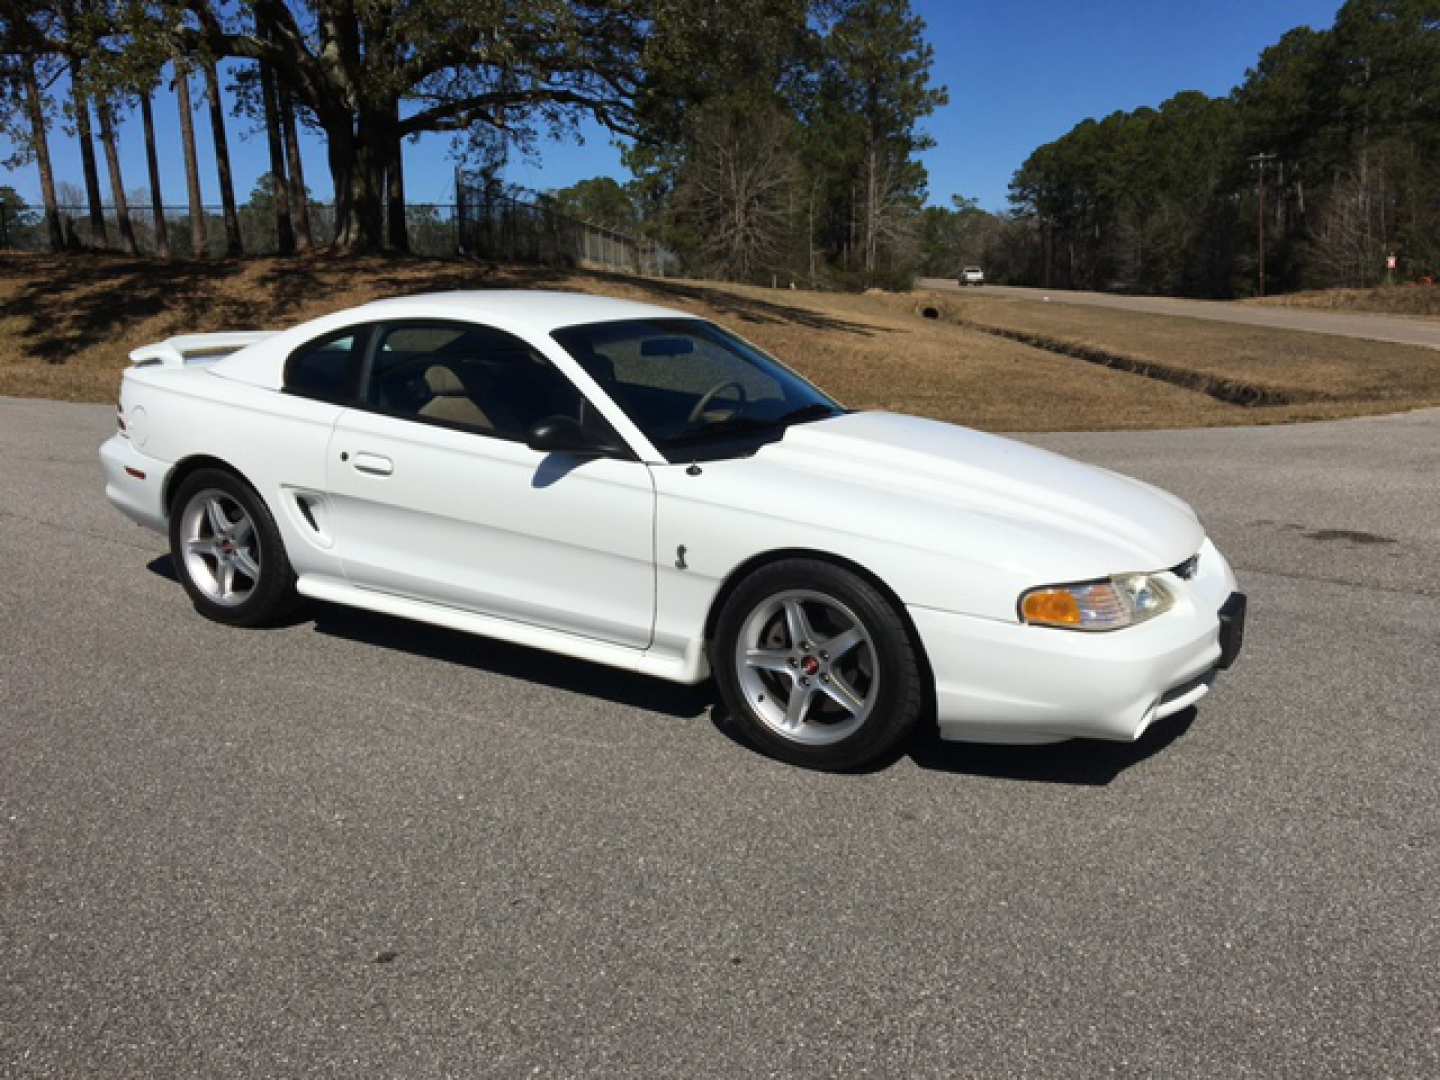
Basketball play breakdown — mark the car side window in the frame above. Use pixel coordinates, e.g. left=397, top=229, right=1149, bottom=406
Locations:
left=363, top=320, right=616, bottom=446
left=285, top=329, right=366, bottom=404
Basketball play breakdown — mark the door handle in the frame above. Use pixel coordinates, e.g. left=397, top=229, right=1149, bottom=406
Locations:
left=352, top=451, right=394, bottom=477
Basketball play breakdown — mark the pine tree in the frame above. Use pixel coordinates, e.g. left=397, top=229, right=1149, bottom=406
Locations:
left=138, top=87, right=170, bottom=257
left=200, top=56, right=242, bottom=255
left=173, top=61, right=207, bottom=257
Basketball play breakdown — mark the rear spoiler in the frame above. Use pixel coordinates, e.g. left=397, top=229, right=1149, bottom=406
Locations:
left=128, top=331, right=276, bottom=369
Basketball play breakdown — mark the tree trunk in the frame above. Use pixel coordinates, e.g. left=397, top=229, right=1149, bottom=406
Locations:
left=385, top=100, right=408, bottom=253
left=96, top=100, right=138, bottom=255
left=278, top=86, right=313, bottom=250
left=328, top=113, right=385, bottom=253
left=23, top=67, right=64, bottom=252
left=174, top=63, right=208, bottom=258
left=259, top=59, right=296, bottom=255
left=863, top=144, right=879, bottom=275
left=69, top=64, right=107, bottom=248
left=201, top=57, right=242, bottom=256
left=139, top=91, right=170, bottom=258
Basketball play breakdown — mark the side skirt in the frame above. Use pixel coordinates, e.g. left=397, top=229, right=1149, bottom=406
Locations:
left=295, top=574, right=706, bottom=684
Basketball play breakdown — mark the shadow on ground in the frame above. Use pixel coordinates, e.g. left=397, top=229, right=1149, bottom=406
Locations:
left=584, top=270, right=884, bottom=336
left=2, top=256, right=249, bottom=364
left=905, top=709, right=1196, bottom=785
left=308, top=601, right=716, bottom=719
left=147, top=553, right=712, bottom=717
left=254, top=258, right=885, bottom=336
left=3, top=252, right=886, bottom=373
left=148, top=553, right=1192, bottom=783
left=709, top=702, right=1193, bottom=784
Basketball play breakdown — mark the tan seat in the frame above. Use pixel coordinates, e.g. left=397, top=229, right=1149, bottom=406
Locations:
left=419, top=365, right=491, bottom=430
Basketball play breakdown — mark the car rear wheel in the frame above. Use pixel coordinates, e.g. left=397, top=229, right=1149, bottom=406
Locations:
left=168, top=469, right=297, bottom=627
left=713, top=559, right=924, bottom=770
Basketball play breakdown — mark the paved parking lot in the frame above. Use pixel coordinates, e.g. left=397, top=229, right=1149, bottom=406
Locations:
left=2, top=396, right=1437, bottom=1077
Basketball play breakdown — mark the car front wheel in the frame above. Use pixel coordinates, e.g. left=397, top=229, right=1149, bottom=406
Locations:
left=713, top=559, right=924, bottom=770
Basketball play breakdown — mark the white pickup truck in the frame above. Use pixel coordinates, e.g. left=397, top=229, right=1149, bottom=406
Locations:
left=960, top=266, right=985, bottom=287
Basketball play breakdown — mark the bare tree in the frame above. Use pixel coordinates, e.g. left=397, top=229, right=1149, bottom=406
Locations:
left=138, top=88, right=169, bottom=256
left=677, top=105, right=797, bottom=280
left=96, top=97, right=138, bottom=253
left=1310, top=150, right=1392, bottom=288
left=200, top=56, right=241, bottom=255
left=173, top=61, right=207, bottom=257
left=19, top=64, right=64, bottom=251
left=861, top=147, right=920, bottom=275
left=68, top=63, right=107, bottom=246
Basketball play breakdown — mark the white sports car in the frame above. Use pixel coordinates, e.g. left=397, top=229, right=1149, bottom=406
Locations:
left=100, top=291, right=1245, bottom=769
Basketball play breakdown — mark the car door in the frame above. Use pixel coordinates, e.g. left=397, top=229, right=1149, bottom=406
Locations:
left=324, top=319, right=656, bottom=650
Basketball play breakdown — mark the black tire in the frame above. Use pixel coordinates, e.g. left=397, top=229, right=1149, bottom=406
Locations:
left=167, top=467, right=298, bottom=628
left=712, top=559, right=924, bottom=770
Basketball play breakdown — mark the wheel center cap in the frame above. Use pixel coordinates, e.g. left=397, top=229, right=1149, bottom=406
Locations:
left=801, top=655, right=820, bottom=677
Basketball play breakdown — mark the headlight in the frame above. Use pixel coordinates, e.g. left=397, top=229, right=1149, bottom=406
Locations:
left=1019, top=573, right=1174, bottom=631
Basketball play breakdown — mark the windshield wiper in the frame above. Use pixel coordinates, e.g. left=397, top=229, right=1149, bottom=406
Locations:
left=771, top=402, right=842, bottom=426
left=663, top=403, right=841, bottom=448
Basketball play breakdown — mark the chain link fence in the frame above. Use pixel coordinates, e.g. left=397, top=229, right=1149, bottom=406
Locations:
left=0, top=201, right=462, bottom=258
left=456, top=176, right=677, bottom=277
left=2, top=184, right=677, bottom=277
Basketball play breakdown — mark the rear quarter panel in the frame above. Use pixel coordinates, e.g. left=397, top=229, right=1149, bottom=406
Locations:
left=124, top=365, right=344, bottom=578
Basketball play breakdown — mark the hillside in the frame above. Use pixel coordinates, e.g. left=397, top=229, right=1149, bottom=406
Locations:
left=3, top=253, right=1436, bottom=432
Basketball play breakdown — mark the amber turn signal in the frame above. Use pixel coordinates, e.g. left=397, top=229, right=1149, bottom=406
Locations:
left=1021, top=589, right=1083, bottom=626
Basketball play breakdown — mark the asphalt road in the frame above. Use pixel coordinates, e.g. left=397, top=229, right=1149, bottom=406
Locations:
left=3, top=396, right=1438, bottom=1078
left=917, top=279, right=1440, bottom=351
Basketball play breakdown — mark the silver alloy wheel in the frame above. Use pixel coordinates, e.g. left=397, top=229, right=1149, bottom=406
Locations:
left=734, top=588, right=879, bottom=746
left=178, top=488, right=261, bottom=607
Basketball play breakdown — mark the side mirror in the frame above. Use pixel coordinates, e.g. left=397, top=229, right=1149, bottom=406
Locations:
left=526, top=415, right=600, bottom=456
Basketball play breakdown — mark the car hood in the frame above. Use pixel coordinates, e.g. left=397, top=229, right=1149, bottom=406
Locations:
left=746, top=411, right=1204, bottom=574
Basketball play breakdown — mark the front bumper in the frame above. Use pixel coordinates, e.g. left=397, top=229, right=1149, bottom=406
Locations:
left=911, top=538, right=1241, bottom=744
left=99, top=434, right=170, bottom=534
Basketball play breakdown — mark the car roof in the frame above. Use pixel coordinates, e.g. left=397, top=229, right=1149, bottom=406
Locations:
left=339, top=290, right=689, bottom=334
left=206, top=289, right=700, bottom=390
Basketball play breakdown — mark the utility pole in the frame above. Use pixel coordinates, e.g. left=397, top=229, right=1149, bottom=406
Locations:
left=1249, top=152, right=1276, bottom=297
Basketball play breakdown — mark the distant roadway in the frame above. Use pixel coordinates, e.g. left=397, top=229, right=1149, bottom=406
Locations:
left=917, top=279, right=1440, bottom=350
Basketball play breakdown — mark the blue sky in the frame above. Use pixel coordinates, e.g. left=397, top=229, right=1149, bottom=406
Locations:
left=3, top=1, right=1341, bottom=215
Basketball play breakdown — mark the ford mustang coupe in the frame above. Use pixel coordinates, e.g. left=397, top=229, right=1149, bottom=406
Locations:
left=100, top=291, right=1244, bottom=770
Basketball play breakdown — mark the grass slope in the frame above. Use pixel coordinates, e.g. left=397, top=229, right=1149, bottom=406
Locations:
left=2, top=252, right=1435, bottom=431
left=925, top=290, right=1440, bottom=422
left=1247, top=285, right=1440, bottom=319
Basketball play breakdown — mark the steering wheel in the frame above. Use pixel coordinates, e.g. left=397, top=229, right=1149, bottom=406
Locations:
left=687, top=379, right=749, bottom=425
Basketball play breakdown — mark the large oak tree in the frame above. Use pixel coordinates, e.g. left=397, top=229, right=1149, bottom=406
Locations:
left=169, top=0, right=652, bottom=252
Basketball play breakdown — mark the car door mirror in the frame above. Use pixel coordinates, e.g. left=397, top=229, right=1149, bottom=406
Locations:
left=526, top=415, right=601, bottom=456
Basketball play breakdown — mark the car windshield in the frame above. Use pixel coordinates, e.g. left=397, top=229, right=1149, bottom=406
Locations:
left=551, top=318, right=844, bottom=460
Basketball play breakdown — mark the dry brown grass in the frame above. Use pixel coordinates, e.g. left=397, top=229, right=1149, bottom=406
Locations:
left=920, top=289, right=1440, bottom=417
left=1247, top=284, right=1440, bottom=319
left=2, top=252, right=1434, bottom=431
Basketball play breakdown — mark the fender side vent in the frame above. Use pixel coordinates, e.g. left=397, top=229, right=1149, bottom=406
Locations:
left=296, top=495, right=320, bottom=532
